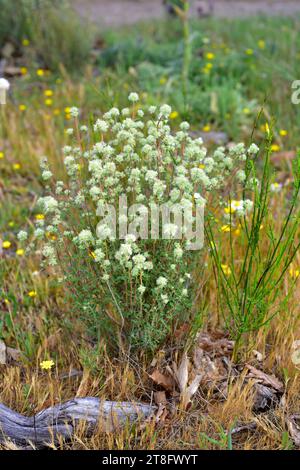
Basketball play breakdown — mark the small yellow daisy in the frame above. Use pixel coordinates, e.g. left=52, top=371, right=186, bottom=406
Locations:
left=16, top=248, right=24, bottom=256
left=44, top=98, right=53, bottom=106
left=2, top=241, right=11, bottom=249
left=206, top=52, right=215, bottom=60
left=35, top=214, right=45, bottom=220
left=271, top=144, right=280, bottom=152
left=202, top=124, right=211, bottom=132
left=37, top=69, right=45, bottom=77
left=28, top=290, right=37, bottom=297
left=0, top=151, right=4, bottom=159
left=170, top=111, right=179, bottom=119
left=20, top=67, right=27, bottom=75
left=19, top=104, right=26, bottom=111
left=13, top=163, right=21, bottom=170
left=44, top=89, right=53, bottom=97
left=40, top=359, right=54, bottom=370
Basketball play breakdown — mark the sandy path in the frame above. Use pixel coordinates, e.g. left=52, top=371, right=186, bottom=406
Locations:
left=73, top=0, right=300, bottom=26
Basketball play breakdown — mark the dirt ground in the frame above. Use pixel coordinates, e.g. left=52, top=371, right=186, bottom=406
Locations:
left=73, top=0, right=300, bottom=27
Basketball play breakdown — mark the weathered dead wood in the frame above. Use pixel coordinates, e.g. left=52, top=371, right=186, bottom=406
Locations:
left=0, top=398, right=155, bottom=448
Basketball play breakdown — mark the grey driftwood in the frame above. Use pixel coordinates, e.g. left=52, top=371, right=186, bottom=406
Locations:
left=0, top=398, right=154, bottom=448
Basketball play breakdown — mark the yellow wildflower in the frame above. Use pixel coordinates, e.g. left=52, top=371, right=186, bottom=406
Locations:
left=8, top=221, right=14, bottom=227
left=40, top=359, right=54, bottom=370
left=258, top=40, right=265, bottom=49
left=16, top=248, right=24, bottom=256
left=44, top=98, right=53, bottom=106
left=13, top=163, right=21, bottom=170
left=221, top=264, right=231, bottom=276
left=290, top=268, right=300, bottom=280
left=22, top=38, right=30, bottom=46
left=170, top=111, right=179, bottom=119
left=0, top=151, right=4, bottom=159
left=20, top=67, right=27, bottom=75
left=279, top=129, right=288, bottom=137
left=2, top=241, right=11, bottom=249
left=224, top=206, right=234, bottom=215
left=245, top=48, right=254, bottom=55
left=44, top=89, right=53, bottom=97
left=19, top=104, right=26, bottom=111
left=202, top=124, right=211, bottom=132
left=28, top=290, right=37, bottom=297
left=265, top=123, right=270, bottom=135
left=35, top=214, right=45, bottom=220
left=271, top=144, right=280, bottom=152
left=221, top=225, right=231, bottom=233
left=37, top=69, right=45, bottom=77
left=206, top=52, right=215, bottom=60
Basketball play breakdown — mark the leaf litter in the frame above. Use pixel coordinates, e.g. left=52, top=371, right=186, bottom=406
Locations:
left=149, top=331, right=288, bottom=437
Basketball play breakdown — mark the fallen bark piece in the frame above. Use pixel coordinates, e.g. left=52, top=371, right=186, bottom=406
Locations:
left=149, top=369, right=175, bottom=392
left=0, top=340, right=6, bottom=364
left=245, top=364, right=283, bottom=392
left=193, top=332, right=234, bottom=385
left=230, top=421, right=257, bottom=436
left=252, top=384, right=280, bottom=412
left=287, top=414, right=300, bottom=447
left=0, top=398, right=155, bottom=448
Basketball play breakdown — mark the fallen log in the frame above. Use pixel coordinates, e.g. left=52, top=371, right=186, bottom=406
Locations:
left=0, top=398, right=155, bottom=448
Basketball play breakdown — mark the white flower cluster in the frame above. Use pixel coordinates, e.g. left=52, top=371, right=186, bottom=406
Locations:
left=26, top=93, right=259, bottom=350
left=34, top=93, right=258, bottom=278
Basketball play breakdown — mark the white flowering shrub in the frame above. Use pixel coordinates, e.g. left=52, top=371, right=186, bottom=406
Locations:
left=23, top=94, right=256, bottom=352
